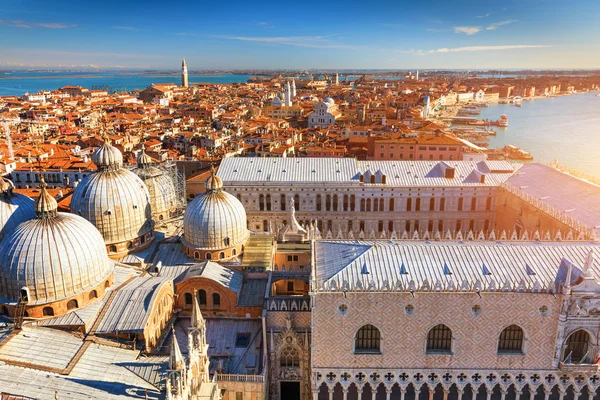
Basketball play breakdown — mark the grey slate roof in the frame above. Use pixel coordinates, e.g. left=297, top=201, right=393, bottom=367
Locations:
left=237, top=278, right=268, bottom=307
left=314, top=240, right=600, bottom=292
left=217, top=157, right=518, bottom=187
left=505, top=163, right=600, bottom=237
left=96, top=276, right=174, bottom=334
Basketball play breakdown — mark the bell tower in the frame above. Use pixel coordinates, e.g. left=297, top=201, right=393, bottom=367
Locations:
left=181, top=58, right=189, bottom=88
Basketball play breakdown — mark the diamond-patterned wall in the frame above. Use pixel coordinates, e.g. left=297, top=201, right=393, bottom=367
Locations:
left=312, top=291, right=560, bottom=370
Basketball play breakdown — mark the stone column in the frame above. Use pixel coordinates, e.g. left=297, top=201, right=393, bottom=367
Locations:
left=486, top=387, right=493, bottom=400
left=544, top=387, right=551, bottom=400
left=313, top=388, right=318, bottom=400
left=329, top=386, right=334, bottom=400
left=386, top=387, right=394, bottom=400
left=457, top=388, right=464, bottom=400
left=372, top=386, right=377, bottom=400
left=500, top=388, right=507, bottom=400
left=342, top=387, right=348, bottom=400
left=428, top=386, right=434, bottom=400
left=443, top=387, right=449, bottom=400
left=399, top=387, right=406, bottom=400
left=529, top=386, right=536, bottom=400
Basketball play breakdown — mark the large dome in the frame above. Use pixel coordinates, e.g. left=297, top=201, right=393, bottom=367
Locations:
left=183, top=168, right=249, bottom=260
left=71, top=138, right=154, bottom=256
left=0, top=180, right=113, bottom=306
left=135, top=147, right=178, bottom=220
left=0, top=178, right=35, bottom=241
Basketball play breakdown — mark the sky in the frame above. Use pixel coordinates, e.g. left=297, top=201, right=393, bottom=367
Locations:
left=1, top=0, right=599, bottom=70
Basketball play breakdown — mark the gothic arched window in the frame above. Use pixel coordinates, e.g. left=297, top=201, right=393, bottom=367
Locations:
left=565, top=329, right=591, bottom=363
left=280, top=346, right=300, bottom=368
left=426, top=324, right=452, bottom=354
left=198, top=290, right=207, bottom=307
left=354, top=324, right=381, bottom=354
left=498, top=325, right=524, bottom=354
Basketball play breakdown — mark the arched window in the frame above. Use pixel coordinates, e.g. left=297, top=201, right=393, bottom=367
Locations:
left=294, top=194, right=300, bottom=210
left=389, top=198, right=395, bottom=212
left=325, top=194, right=331, bottom=211
left=343, top=194, right=349, bottom=211
left=232, top=249, right=237, bottom=256
left=219, top=252, right=225, bottom=259
left=498, top=325, right=524, bottom=354
left=281, top=195, right=286, bottom=211
left=565, top=330, right=591, bottom=363
left=89, top=290, right=98, bottom=300
left=350, top=195, right=356, bottom=211
left=415, top=198, right=421, bottom=211
left=259, top=194, right=265, bottom=211
left=458, top=197, right=464, bottom=211
left=440, top=198, right=445, bottom=211
left=184, top=293, right=193, bottom=307
left=265, top=194, right=271, bottom=211
left=194, top=251, right=199, bottom=259
left=126, top=241, right=133, bottom=249
left=67, top=299, right=78, bottom=310
left=206, top=253, right=212, bottom=260
left=354, top=324, right=381, bottom=354
left=373, top=198, right=379, bottom=212
left=430, top=197, right=435, bottom=211
left=426, top=324, right=452, bottom=354
left=366, top=199, right=371, bottom=212
left=280, top=346, right=300, bottom=368
left=407, top=198, right=412, bottom=211
left=42, top=307, right=54, bottom=317
left=105, top=280, right=110, bottom=288
left=198, top=290, right=207, bottom=307
left=316, top=194, right=322, bottom=211
left=360, top=199, right=365, bottom=212
left=212, top=293, right=221, bottom=308
left=263, top=220, right=268, bottom=232
left=332, top=194, right=338, bottom=211
left=109, top=244, right=117, bottom=253
left=223, top=237, right=230, bottom=247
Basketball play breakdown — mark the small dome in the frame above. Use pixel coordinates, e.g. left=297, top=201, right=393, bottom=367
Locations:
left=137, top=146, right=154, bottom=168
left=183, top=169, right=249, bottom=251
left=92, top=136, right=123, bottom=171
left=324, top=97, right=335, bottom=105
left=0, top=183, right=113, bottom=305
left=0, top=179, right=35, bottom=241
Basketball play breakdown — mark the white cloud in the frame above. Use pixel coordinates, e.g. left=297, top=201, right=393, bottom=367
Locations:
left=454, top=26, right=482, bottom=35
left=213, top=35, right=361, bottom=50
left=487, top=20, right=517, bottom=30
left=476, top=13, right=491, bottom=19
left=433, top=44, right=551, bottom=53
left=112, top=26, right=140, bottom=31
left=0, top=20, right=75, bottom=29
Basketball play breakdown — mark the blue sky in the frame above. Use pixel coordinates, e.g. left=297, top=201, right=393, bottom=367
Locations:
left=1, top=0, right=599, bottom=69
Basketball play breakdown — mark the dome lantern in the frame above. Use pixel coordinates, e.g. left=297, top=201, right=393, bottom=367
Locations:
left=205, top=165, right=223, bottom=192
left=34, top=177, right=58, bottom=219
left=92, top=133, right=123, bottom=171
left=137, top=144, right=154, bottom=168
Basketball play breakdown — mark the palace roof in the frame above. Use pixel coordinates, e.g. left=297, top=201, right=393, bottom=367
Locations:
left=313, top=240, right=600, bottom=293
left=217, top=157, right=518, bottom=187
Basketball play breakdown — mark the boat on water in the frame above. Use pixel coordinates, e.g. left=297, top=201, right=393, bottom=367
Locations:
left=514, top=96, right=522, bottom=107
left=457, top=105, right=480, bottom=116
left=497, top=114, right=508, bottom=127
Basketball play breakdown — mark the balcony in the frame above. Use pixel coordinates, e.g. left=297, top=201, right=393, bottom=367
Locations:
left=559, top=362, right=600, bottom=373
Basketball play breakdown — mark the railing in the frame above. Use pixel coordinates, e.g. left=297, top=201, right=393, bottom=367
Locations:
left=215, top=373, right=265, bottom=383
left=501, top=182, right=596, bottom=240
left=558, top=362, right=600, bottom=373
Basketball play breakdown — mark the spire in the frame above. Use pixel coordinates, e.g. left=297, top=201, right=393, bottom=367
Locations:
left=191, top=290, right=205, bottom=329
left=169, top=327, right=185, bottom=371
left=205, top=164, right=223, bottom=192
left=35, top=175, right=58, bottom=219
left=181, top=58, right=189, bottom=88
left=182, top=58, right=187, bottom=68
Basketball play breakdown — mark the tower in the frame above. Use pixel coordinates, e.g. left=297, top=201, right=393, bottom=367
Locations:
left=181, top=58, right=189, bottom=88
left=291, top=79, right=296, bottom=98
left=334, top=73, right=339, bottom=86
left=416, top=70, right=419, bottom=81
left=284, top=80, right=292, bottom=107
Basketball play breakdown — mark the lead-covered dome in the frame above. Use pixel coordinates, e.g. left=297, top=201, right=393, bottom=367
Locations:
left=183, top=167, right=249, bottom=261
left=0, top=178, right=35, bottom=241
left=0, top=179, right=113, bottom=308
left=71, top=137, right=154, bottom=257
left=134, top=146, right=178, bottom=221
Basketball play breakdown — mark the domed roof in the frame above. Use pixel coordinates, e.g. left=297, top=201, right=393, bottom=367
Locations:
left=0, top=181, right=113, bottom=304
left=71, top=144, right=154, bottom=245
left=135, top=166, right=178, bottom=217
left=324, top=97, right=335, bottom=105
left=92, top=135, right=123, bottom=171
left=137, top=145, right=154, bottom=168
left=0, top=178, right=35, bottom=241
left=183, top=169, right=249, bottom=251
